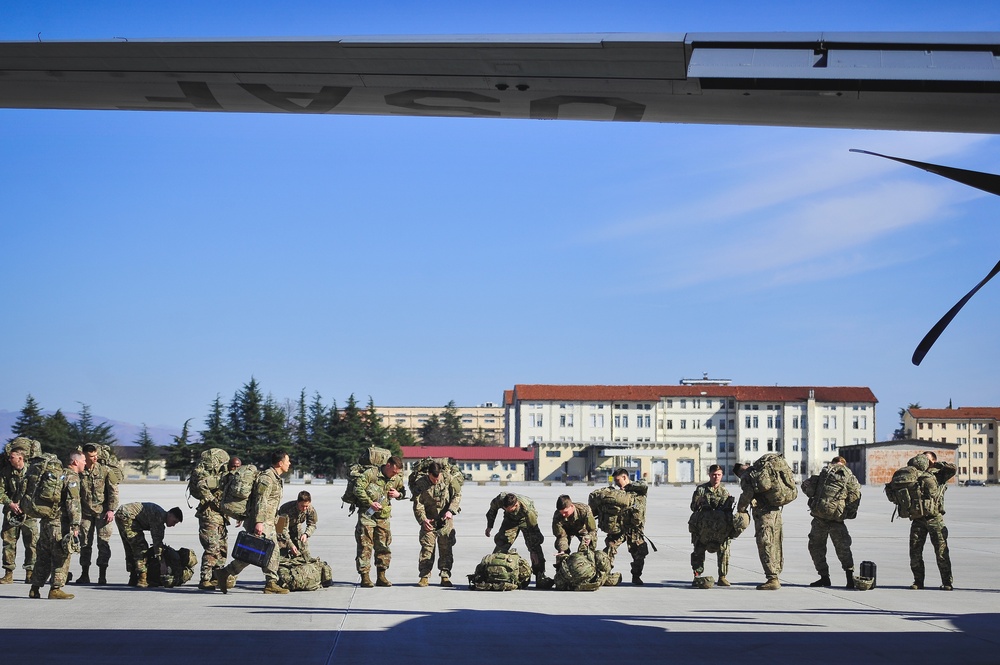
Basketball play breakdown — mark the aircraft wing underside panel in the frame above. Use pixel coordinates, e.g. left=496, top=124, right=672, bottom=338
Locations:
left=1, top=32, right=999, bottom=133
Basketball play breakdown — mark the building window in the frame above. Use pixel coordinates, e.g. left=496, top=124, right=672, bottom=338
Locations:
left=706, top=442, right=713, bottom=452
left=545, top=451, right=560, bottom=458
left=680, top=420, right=687, bottom=429
left=744, top=439, right=751, bottom=451
left=666, top=420, right=673, bottom=430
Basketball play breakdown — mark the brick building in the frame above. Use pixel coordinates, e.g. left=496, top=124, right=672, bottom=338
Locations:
left=840, top=439, right=958, bottom=485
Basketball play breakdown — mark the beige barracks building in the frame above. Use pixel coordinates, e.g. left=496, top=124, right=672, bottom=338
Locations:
left=504, top=383, right=877, bottom=484
left=903, top=406, right=1000, bottom=483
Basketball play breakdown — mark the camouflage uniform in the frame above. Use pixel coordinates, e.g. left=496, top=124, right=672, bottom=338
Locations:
left=602, top=481, right=649, bottom=582
left=78, top=460, right=119, bottom=571
left=807, top=465, right=861, bottom=578
left=190, top=469, right=228, bottom=585
left=411, top=471, right=461, bottom=580
left=220, top=466, right=284, bottom=583
left=552, top=502, right=597, bottom=554
left=909, top=459, right=956, bottom=587
left=278, top=500, right=318, bottom=559
left=487, top=493, right=548, bottom=579
left=115, top=502, right=171, bottom=575
left=30, top=466, right=81, bottom=592
left=353, top=465, right=405, bottom=574
left=690, top=482, right=731, bottom=578
left=738, top=474, right=783, bottom=582
left=1, top=462, right=38, bottom=579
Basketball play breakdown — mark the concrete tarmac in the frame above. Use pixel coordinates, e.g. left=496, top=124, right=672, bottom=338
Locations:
left=2, top=480, right=998, bottom=664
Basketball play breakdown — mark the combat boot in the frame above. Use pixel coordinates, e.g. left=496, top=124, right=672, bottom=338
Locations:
left=631, top=575, right=644, bottom=586
left=24, top=569, right=33, bottom=584
left=263, top=580, right=289, bottom=594
left=97, top=566, right=108, bottom=585
left=376, top=569, right=392, bottom=587
left=0, top=570, right=13, bottom=584
left=417, top=576, right=429, bottom=587
left=127, top=571, right=138, bottom=587
left=48, top=586, right=75, bottom=600
left=909, top=579, right=924, bottom=590
left=845, top=571, right=856, bottom=589
left=536, top=576, right=555, bottom=590
left=76, top=566, right=91, bottom=585
left=756, top=578, right=781, bottom=590
left=717, top=576, right=731, bottom=587
left=809, top=576, right=831, bottom=587
left=440, top=576, right=453, bottom=587
left=135, top=571, right=148, bottom=588
left=213, top=567, right=229, bottom=594
left=28, top=585, right=41, bottom=599
left=198, top=578, right=217, bottom=591
left=360, top=571, right=374, bottom=588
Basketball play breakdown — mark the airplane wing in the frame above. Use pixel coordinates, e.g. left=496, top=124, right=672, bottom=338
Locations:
left=1, top=31, right=999, bottom=133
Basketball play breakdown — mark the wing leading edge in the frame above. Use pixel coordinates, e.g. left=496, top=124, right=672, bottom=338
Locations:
left=1, top=32, right=999, bottom=132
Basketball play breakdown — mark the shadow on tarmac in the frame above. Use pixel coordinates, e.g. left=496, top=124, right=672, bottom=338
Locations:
left=5, top=607, right=998, bottom=665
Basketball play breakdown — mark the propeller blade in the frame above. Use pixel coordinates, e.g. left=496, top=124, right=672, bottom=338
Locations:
left=850, top=149, right=1000, bottom=197
left=912, top=258, right=1000, bottom=365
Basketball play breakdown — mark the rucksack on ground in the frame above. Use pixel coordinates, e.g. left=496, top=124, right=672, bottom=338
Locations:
left=20, top=453, right=65, bottom=520
left=747, top=453, right=798, bottom=507
left=278, top=556, right=333, bottom=591
left=340, top=447, right=392, bottom=513
left=805, top=466, right=857, bottom=521
left=588, top=487, right=635, bottom=533
left=555, top=550, right=598, bottom=590
left=468, top=551, right=532, bottom=591
left=885, top=466, right=941, bottom=520
left=186, top=448, right=229, bottom=506
left=145, top=545, right=197, bottom=588
left=219, top=464, right=259, bottom=520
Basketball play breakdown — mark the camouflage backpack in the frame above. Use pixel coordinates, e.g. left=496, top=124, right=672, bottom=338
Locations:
left=146, top=545, right=197, bottom=588
left=340, top=447, right=392, bottom=513
left=688, top=497, right=736, bottom=554
left=88, top=444, right=125, bottom=485
left=747, top=454, right=798, bottom=508
left=407, top=456, right=465, bottom=497
left=3, top=437, right=42, bottom=470
left=588, top=487, right=635, bottom=533
left=805, top=465, right=857, bottom=521
left=278, top=557, right=333, bottom=591
left=20, top=453, right=65, bottom=520
left=554, top=550, right=598, bottom=590
left=469, top=551, right=532, bottom=591
left=186, top=448, right=229, bottom=506
left=885, top=461, right=941, bottom=520
left=219, top=463, right=259, bottom=520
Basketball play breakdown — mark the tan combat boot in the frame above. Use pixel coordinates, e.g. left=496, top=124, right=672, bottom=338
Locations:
left=135, top=571, right=148, bottom=588
left=0, top=570, right=13, bottom=584
left=440, top=576, right=453, bottom=587
left=359, top=571, right=374, bottom=588
left=48, top=586, right=75, bottom=600
left=717, top=576, right=731, bottom=587
left=376, top=569, right=392, bottom=587
left=756, top=578, right=781, bottom=590
left=263, top=580, right=289, bottom=594
left=417, top=576, right=429, bottom=587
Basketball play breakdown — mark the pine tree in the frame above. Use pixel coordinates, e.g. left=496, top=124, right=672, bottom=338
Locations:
left=229, top=378, right=267, bottom=465
left=331, top=395, right=366, bottom=476
left=387, top=424, right=417, bottom=450
left=68, top=403, right=117, bottom=448
left=419, top=414, right=444, bottom=446
left=11, top=394, right=46, bottom=443
left=305, top=393, right=335, bottom=477
left=440, top=400, right=468, bottom=446
left=133, top=424, right=160, bottom=476
left=199, top=394, right=231, bottom=455
left=164, top=419, right=196, bottom=478
left=261, top=393, right=292, bottom=461
left=40, top=410, right=75, bottom=461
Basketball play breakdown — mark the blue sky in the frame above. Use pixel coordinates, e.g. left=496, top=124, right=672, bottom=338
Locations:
left=3, top=1, right=1000, bottom=442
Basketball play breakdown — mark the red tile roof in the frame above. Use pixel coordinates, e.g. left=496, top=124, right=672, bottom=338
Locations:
left=910, top=407, right=1000, bottom=420
left=401, top=446, right=533, bottom=461
left=511, top=384, right=876, bottom=403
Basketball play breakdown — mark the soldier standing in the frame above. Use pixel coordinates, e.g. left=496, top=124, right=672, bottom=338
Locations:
left=29, top=451, right=85, bottom=600
left=278, top=490, right=318, bottom=559
left=486, top=492, right=553, bottom=588
left=353, top=456, right=405, bottom=588
left=189, top=449, right=230, bottom=590
left=552, top=495, right=597, bottom=554
left=214, top=450, right=290, bottom=594
left=115, top=502, right=183, bottom=587
left=909, top=451, right=956, bottom=590
left=412, top=461, right=461, bottom=587
left=689, top=464, right=732, bottom=586
left=805, top=456, right=861, bottom=589
left=602, top=468, right=649, bottom=586
left=1, top=440, right=38, bottom=584
left=76, top=443, right=120, bottom=585
left=734, top=462, right=783, bottom=590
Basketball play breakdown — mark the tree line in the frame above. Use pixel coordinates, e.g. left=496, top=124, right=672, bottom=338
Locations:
left=7, top=379, right=489, bottom=479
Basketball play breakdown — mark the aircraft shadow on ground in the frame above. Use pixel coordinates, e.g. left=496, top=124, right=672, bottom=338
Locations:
left=2, top=607, right=999, bottom=664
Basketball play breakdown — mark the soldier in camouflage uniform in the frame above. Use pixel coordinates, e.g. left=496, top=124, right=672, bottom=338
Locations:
left=190, top=449, right=230, bottom=590
left=214, top=450, right=290, bottom=594
left=486, top=492, right=553, bottom=588
left=29, top=451, right=85, bottom=600
left=552, top=495, right=597, bottom=554
left=690, top=464, right=732, bottom=586
left=278, top=490, right=318, bottom=560
left=806, top=456, right=861, bottom=589
left=353, top=456, right=405, bottom=588
left=908, top=451, right=956, bottom=590
left=76, top=443, right=120, bottom=585
left=412, top=461, right=461, bottom=587
left=1, top=440, right=38, bottom=584
left=603, top=468, right=649, bottom=586
left=734, top=462, right=783, bottom=590
left=115, top=502, right=183, bottom=587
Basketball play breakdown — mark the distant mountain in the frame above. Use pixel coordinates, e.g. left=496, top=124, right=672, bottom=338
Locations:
left=0, top=409, right=183, bottom=447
